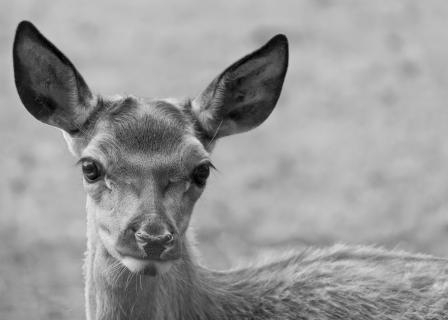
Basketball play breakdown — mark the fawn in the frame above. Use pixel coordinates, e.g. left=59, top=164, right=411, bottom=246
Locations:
left=13, top=21, right=448, bottom=320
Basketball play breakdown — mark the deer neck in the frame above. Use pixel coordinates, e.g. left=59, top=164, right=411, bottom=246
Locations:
left=84, top=225, right=227, bottom=320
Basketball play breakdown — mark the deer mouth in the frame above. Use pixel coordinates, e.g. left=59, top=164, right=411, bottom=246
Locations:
left=121, top=256, right=174, bottom=276
left=99, top=228, right=179, bottom=276
left=117, top=247, right=181, bottom=276
left=116, top=246, right=181, bottom=276
left=116, top=242, right=181, bottom=264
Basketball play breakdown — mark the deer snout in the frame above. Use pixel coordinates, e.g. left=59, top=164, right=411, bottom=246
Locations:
left=134, top=228, right=177, bottom=260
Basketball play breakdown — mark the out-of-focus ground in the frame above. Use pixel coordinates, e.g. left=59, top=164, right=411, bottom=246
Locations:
left=2, top=0, right=448, bottom=318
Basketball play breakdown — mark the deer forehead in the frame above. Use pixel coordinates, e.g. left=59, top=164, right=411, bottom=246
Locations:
left=81, top=96, right=209, bottom=178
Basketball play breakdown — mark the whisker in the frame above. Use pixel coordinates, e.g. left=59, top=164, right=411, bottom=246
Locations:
left=207, top=119, right=223, bottom=148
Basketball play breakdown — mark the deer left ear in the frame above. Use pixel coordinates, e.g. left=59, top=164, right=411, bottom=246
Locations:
left=13, top=21, right=94, bottom=135
left=192, top=34, right=288, bottom=139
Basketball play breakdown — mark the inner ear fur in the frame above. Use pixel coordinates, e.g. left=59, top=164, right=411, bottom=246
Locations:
left=13, top=21, right=94, bottom=134
left=192, top=34, right=288, bottom=139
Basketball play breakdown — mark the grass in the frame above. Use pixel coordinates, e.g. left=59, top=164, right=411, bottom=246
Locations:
left=1, top=0, right=448, bottom=318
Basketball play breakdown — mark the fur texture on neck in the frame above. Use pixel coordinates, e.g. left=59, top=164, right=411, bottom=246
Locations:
left=84, top=227, right=235, bottom=320
left=84, top=218, right=448, bottom=320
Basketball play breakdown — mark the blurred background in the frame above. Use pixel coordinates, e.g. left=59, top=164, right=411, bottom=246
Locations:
left=2, top=0, right=448, bottom=318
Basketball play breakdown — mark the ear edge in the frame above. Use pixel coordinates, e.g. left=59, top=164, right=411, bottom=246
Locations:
left=13, top=21, right=86, bottom=84
left=13, top=21, right=94, bottom=134
left=216, top=34, right=289, bottom=92
left=192, top=34, right=289, bottom=138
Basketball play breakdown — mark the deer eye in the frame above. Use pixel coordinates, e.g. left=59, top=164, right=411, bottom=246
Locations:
left=191, top=163, right=211, bottom=187
left=81, top=159, right=103, bottom=183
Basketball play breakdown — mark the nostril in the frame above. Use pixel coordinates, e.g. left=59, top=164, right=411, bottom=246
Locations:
left=163, top=233, right=174, bottom=245
left=135, top=230, right=174, bottom=246
left=135, top=230, right=151, bottom=243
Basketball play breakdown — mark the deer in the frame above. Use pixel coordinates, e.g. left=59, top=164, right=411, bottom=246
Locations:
left=12, top=20, right=448, bottom=320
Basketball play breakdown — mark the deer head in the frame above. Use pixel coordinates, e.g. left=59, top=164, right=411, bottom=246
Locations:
left=13, top=21, right=288, bottom=276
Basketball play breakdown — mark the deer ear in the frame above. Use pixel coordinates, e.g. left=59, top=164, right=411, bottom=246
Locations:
left=13, top=21, right=94, bottom=135
left=192, top=34, right=288, bottom=139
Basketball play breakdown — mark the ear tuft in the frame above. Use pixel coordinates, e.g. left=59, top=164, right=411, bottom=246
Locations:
left=192, top=34, right=288, bottom=139
left=13, top=21, right=94, bottom=134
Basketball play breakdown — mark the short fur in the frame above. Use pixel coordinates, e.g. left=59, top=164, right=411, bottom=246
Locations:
left=13, top=21, right=448, bottom=320
left=85, top=236, right=448, bottom=320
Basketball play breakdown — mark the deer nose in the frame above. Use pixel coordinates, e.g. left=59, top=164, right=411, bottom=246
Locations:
left=134, top=230, right=174, bottom=259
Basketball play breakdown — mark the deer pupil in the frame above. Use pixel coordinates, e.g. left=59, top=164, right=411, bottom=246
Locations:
left=82, top=160, right=101, bottom=182
left=192, top=164, right=210, bottom=187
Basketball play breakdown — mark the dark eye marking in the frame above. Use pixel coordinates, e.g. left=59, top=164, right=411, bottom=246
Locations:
left=191, top=161, right=215, bottom=187
left=78, top=157, right=104, bottom=183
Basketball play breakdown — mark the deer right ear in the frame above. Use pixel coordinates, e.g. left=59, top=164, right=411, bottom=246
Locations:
left=192, top=34, right=288, bottom=140
left=13, top=21, right=94, bottom=135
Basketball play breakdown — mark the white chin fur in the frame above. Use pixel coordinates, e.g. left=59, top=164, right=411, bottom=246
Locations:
left=97, top=229, right=174, bottom=276
left=121, top=256, right=173, bottom=275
